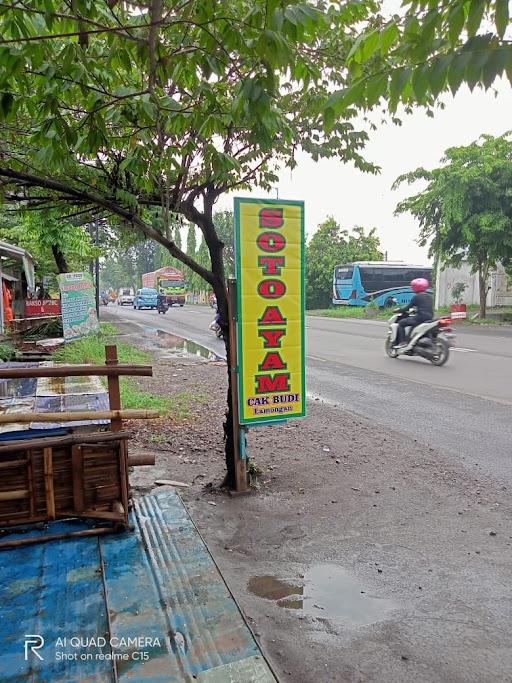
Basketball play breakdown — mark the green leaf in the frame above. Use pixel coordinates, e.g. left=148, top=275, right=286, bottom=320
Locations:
left=380, top=23, right=399, bottom=56
left=447, top=52, right=471, bottom=95
left=495, top=0, right=510, bottom=39
left=347, top=33, right=365, bottom=62
left=467, top=0, right=486, bottom=38
left=324, top=89, right=347, bottom=112
left=390, top=68, right=411, bottom=105
left=429, top=55, right=452, bottom=97
left=448, top=5, right=465, bottom=46
left=482, top=48, right=509, bottom=88
left=365, top=73, right=387, bottom=107
left=323, top=106, right=335, bottom=133
left=361, top=30, right=380, bottom=61
left=412, top=64, right=430, bottom=101
left=464, top=47, right=490, bottom=91
left=506, top=61, right=512, bottom=88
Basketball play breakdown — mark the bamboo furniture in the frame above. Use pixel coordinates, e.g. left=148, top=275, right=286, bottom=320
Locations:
left=0, top=345, right=157, bottom=548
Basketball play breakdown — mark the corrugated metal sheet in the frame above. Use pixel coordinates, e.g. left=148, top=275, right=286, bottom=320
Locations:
left=0, top=491, right=277, bottom=682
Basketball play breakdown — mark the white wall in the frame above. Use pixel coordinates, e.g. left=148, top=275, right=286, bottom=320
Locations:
left=437, top=262, right=510, bottom=308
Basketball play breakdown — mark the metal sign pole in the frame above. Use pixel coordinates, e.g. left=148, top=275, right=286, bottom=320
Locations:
left=227, top=279, right=248, bottom=493
left=94, top=221, right=100, bottom=318
left=0, top=259, right=4, bottom=335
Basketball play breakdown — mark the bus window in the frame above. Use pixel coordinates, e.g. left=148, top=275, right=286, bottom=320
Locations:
left=335, top=267, right=353, bottom=280
left=360, top=267, right=419, bottom=291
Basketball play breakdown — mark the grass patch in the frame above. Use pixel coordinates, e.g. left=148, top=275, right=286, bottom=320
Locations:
left=53, top=323, right=150, bottom=365
left=53, top=324, right=172, bottom=414
left=52, top=324, right=206, bottom=419
left=307, top=307, right=390, bottom=319
left=307, top=305, right=512, bottom=325
left=120, top=380, right=173, bottom=414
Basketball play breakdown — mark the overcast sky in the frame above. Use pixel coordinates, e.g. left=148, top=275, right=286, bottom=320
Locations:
left=218, top=79, right=512, bottom=265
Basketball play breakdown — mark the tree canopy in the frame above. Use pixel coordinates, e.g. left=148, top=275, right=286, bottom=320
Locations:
left=306, top=217, right=382, bottom=309
left=394, top=132, right=512, bottom=316
left=0, top=208, right=99, bottom=278
left=0, top=0, right=510, bottom=301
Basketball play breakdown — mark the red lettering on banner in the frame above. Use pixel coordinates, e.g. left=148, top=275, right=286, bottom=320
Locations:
left=258, top=280, right=286, bottom=299
left=259, top=208, right=284, bottom=228
left=258, top=256, right=285, bottom=275
left=258, top=329, right=286, bottom=348
left=258, top=306, right=287, bottom=325
left=255, top=373, right=291, bottom=394
left=256, top=232, right=286, bottom=253
left=258, top=352, right=287, bottom=371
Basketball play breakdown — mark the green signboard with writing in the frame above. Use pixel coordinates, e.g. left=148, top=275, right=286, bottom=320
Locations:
left=58, top=272, right=99, bottom=342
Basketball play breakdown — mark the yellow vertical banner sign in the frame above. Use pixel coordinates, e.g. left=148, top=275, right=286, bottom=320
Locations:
left=234, top=198, right=306, bottom=425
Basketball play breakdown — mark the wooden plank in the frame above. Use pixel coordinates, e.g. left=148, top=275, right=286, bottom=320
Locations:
left=43, top=447, right=55, bottom=519
left=0, top=514, right=48, bottom=526
left=0, top=364, right=152, bottom=379
left=127, top=453, right=155, bottom=466
left=56, top=510, right=125, bottom=522
left=0, top=431, right=130, bottom=454
left=0, top=490, right=29, bottom=501
left=0, top=409, right=159, bottom=424
left=0, top=458, right=28, bottom=469
left=118, top=440, right=129, bottom=525
left=0, top=526, right=116, bottom=550
left=105, top=345, right=122, bottom=433
left=71, top=445, right=85, bottom=513
left=27, top=450, right=36, bottom=517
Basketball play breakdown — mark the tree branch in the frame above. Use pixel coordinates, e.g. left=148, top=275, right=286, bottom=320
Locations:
left=0, top=166, right=215, bottom=286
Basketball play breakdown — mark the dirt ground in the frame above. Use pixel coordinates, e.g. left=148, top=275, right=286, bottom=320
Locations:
left=126, top=340, right=512, bottom=683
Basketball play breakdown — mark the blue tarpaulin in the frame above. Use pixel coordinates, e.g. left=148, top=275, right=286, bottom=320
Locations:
left=0, top=491, right=276, bottom=682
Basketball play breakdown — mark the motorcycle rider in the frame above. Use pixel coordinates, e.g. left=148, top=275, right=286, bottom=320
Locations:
left=157, top=287, right=167, bottom=311
left=395, top=278, right=433, bottom=347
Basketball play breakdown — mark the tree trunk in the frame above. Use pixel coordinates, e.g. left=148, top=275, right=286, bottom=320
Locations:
left=181, top=198, right=236, bottom=489
left=51, top=245, right=69, bottom=274
left=478, top=267, right=487, bottom=318
left=209, top=241, right=236, bottom=489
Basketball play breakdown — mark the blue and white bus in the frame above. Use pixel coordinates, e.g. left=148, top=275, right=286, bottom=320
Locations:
left=332, top=262, right=432, bottom=308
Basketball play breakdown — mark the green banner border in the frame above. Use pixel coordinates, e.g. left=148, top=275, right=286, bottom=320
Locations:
left=234, top=197, right=306, bottom=426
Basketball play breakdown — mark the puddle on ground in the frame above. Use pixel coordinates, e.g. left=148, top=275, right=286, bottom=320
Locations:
left=247, top=564, right=395, bottom=626
left=141, top=328, right=224, bottom=362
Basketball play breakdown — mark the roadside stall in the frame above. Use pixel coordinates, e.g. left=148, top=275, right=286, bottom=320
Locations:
left=0, top=240, right=36, bottom=334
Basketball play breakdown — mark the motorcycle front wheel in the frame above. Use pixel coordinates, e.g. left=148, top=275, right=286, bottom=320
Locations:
left=385, top=336, right=398, bottom=358
left=430, top=338, right=449, bottom=366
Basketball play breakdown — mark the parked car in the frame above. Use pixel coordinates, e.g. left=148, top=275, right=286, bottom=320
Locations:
left=117, top=287, right=134, bottom=306
left=133, top=288, right=158, bottom=310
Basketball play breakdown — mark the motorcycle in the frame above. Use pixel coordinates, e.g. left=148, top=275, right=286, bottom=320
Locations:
left=385, top=308, right=455, bottom=366
left=156, top=299, right=169, bottom=314
left=209, top=313, right=224, bottom=339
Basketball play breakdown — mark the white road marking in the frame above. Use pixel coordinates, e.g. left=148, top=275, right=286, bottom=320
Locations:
left=307, top=354, right=327, bottom=362
left=451, top=347, right=478, bottom=353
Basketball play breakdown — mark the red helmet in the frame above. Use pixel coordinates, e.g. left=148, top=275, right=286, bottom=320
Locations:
left=411, top=277, right=429, bottom=293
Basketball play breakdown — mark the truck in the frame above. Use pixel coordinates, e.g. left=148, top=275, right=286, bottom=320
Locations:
left=141, top=266, right=186, bottom=306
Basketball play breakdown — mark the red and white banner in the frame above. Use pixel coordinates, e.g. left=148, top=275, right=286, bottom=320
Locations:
left=24, top=299, right=61, bottom=317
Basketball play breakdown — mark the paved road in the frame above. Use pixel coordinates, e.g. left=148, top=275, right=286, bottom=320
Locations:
left=105, top=305, right=512, bottom=484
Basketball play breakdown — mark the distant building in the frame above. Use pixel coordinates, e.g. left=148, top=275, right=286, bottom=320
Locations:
left=435, top=262, right=512, bottom=308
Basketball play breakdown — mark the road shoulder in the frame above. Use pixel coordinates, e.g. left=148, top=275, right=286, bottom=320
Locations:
left=123, top=336, right=511, bottom=683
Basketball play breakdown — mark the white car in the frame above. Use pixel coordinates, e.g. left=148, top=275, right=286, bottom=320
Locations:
left=117, top=288, right=134, bottom=305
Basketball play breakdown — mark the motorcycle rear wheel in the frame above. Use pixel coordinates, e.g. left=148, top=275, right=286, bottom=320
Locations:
left=430, top=338, right=449, bottom=366
left=385, top=337, right=398, bottom=358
